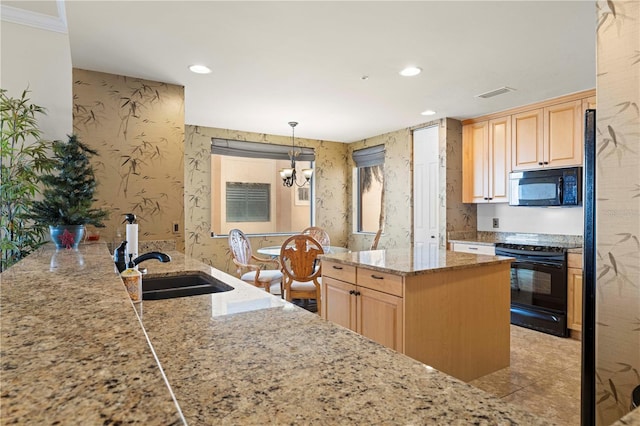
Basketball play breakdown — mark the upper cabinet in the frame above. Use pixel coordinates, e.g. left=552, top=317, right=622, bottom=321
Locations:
left=543, top=100, right=583, bottom=168
left=462, top=116, right=511, bottom=203
left=511, top=109, right=544, bottom=171
left=463, top=90, right=595, bottom=186
left=512, top=100, right=582, bottom=170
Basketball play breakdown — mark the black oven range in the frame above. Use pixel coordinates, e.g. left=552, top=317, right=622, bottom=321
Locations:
left=495, top=242, right=576, bottom=338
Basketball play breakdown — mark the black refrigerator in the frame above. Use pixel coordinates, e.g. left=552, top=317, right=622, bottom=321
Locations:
left=582, top=109, right=596, bottom=426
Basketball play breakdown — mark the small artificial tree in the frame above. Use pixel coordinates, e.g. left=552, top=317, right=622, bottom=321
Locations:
left=28, top=134, right=109, bottom=228
left=0, top=88, right=53, bottom=271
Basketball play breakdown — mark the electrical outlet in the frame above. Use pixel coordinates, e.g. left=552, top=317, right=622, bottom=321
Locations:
left=492, top=218, right=499, bottom=229
left=172, top=222, right=179, bottom=234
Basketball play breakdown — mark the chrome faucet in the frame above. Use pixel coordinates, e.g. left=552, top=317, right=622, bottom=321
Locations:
left=114, top=240, right=171, bottom=273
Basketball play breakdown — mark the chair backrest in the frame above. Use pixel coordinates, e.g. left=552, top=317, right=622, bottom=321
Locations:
left=301, top=226, right=330, bottom=249
left=228, top=229, right=252, bottom=267
left=280, top=234, right=324, bottom=282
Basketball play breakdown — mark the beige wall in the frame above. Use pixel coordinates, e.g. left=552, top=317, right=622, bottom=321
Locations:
left=72, top=69, right=185, bottom=250
left=595, top=1, right=640, bottom=423
left=1, top=21, right=72, bottom=141
left=184, top=125, right=347, bottom=274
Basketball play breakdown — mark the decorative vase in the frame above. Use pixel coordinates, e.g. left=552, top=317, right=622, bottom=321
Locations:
left=49, top=225, right=85, bottom=250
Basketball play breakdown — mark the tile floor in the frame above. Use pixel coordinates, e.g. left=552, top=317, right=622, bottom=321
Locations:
left=469, top=325, right=582, bottom=425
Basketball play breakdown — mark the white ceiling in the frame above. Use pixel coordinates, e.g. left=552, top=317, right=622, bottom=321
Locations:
left=5, top=1, right=596, bottom=142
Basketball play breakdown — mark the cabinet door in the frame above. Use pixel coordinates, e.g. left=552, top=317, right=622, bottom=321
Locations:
left=488, top=117, right=511, bottom=202
left=512, top=109, right=544, bottom=171
left=356, top=286, right=403, bottom=352
left=462, top=121, right=488, bottom=203
left=322, top=277, right=357, bottom=331
left=544, top=100, right=583, bottom=167
left=567, top=267, right=583, bottom=332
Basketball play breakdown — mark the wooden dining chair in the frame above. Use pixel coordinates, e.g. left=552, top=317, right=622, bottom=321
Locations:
left=228, top=229, right=283, bottom=296
left=280, top=234, right=324, bottom=314
left=301, top=226, right=330, bottom=250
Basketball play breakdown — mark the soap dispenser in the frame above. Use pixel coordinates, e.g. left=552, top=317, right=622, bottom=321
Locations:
left=121, top=254, right=142, bottom=303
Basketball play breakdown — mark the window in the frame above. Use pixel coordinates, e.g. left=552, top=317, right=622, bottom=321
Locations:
left=226, top=182, right=270, bottom=222
left=211, top=138, right=315, bottom=235
left=353, top=145, right=385, bottom=233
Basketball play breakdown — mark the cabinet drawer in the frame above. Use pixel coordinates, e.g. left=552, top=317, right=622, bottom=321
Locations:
left=567, top=253, right=583, bottom=269
left=322, top=261, right=356, bottom=282
left=452, top=243, right=495, bottom=256
left=357, top=268, right=403, bottom=297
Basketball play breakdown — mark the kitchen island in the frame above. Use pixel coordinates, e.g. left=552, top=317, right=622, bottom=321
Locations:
left=321, top=247, right=514, bottom=382
left=1, top=243, right=549, bottom=424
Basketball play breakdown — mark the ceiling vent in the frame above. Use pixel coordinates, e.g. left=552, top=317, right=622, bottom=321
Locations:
left=475, top=86, right=516, bottom=99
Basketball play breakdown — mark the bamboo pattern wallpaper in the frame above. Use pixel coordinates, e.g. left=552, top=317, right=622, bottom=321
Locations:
left=347, top=128, right=413, bottom=251
left=184, top=124, right=347, bottom=275
left=347, top=118, right=475, bottom=252
left=72, top=69, right=185, bottom=250
left=595, top=1, right=640, bottom=424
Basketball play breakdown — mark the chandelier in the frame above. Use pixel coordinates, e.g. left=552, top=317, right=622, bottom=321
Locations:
left=279, top=121, right=313, bottom=187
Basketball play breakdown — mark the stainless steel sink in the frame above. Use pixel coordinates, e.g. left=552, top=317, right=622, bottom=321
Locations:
left=142, top=272, right=234, bottom=300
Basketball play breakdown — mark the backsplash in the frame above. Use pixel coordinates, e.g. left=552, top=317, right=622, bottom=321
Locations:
left=448, top=231, right=583, bottom=247
left=477, top=203, right=584, bottom=236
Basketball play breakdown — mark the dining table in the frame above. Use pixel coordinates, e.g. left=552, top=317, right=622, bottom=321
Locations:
left=257, top=245, right=350, bottom=257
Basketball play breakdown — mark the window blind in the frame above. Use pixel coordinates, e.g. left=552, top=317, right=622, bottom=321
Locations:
left=352, top=144, right=385, bottom=167
left=212, top=138, right=315, bottom=162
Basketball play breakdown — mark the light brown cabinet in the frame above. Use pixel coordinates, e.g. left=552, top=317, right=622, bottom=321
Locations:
left=512, top=100, right=583, bottom=170
left=511, top=109, right=544, bottom=171
left=462, top=116, right=510, bottom=203
left=567, top=252, right=583, bottom=333
left=544, top=100, right=583, bottom=168
left=322, top=262, right=403, bottom=352
left=322, top=258, right=511, bottom=382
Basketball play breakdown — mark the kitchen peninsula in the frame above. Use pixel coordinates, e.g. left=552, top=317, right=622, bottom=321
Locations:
left=1, top=243, right=547, bottom=425
left=322, top=247, right=514, bottom=382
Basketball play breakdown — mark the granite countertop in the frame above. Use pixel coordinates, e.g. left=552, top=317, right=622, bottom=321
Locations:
left=448, top=232, right=583, bottom=253
left=0, top=243, right=182, bottom=424
left=320, top=247, right=513, bottom=276
left=2, top=242, right=550, bottom=425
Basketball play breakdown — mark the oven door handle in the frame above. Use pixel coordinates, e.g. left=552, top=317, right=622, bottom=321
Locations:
left=511, top=260, right=564, bottom=269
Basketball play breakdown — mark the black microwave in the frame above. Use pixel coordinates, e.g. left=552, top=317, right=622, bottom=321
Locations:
left=509, top=167, right=582, bottom=207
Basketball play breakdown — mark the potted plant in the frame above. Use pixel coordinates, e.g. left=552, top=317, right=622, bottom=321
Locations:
left=27, top=134, right=109, bottom=249
left=0, top=88, right=53, bottom=271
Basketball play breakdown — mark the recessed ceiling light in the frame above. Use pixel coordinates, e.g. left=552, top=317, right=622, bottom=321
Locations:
left=421, top=110, right=436, bottom=116
left=399, top=66, right=422, bottom=77
left=189, top=64, right=212, bottom=74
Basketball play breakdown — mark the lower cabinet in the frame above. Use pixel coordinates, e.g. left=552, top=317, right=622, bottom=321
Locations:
left=567, top=253, right=583, bottom=333
left=322, top=259, right=511, bottom=382
left=322, top=266, right=403, bottom=352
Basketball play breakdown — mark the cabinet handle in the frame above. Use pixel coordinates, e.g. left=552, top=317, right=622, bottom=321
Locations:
left=332, top=265, right=343, bottom=270
left=371, top=274, right=384, bottom=280
left=483, top=197, right=489, bottom=200
left=543, top=161, right=549, bottom=165
left=468, top=247, right=478, bottom=250
left=538, top=162, right=543, bottom=165
left=349, top=290, right=355, bottom=295
left=355, top=291, right=361, bottom=296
